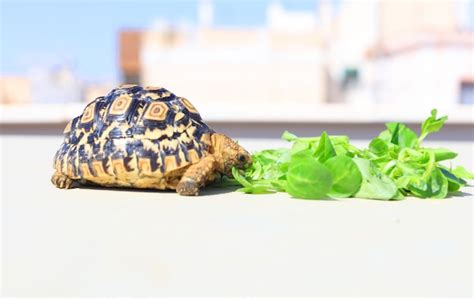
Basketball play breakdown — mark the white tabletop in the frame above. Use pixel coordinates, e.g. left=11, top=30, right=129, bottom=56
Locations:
left=1, top=136, right=472, bottom=297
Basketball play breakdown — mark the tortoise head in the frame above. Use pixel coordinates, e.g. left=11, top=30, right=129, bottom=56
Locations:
left=210, top=133, right=252, bottom=176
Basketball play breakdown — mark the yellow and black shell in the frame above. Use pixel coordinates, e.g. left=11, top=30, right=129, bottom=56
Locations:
left=53, top=85, right=214, bottom=188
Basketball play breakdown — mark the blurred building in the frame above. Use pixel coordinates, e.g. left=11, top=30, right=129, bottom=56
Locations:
left=118, top=0, right=473, bottom=106
left=119, top=30, right=142, bottom=84
left=120, top=1, right=328, bottom=104
left=368, top=32, right=473, bottom=107
left=331, top=0, right=474, bottom=106
left=1, top=65, right=116, bottom=105
left=83, top=83, right=116, bottom=103
left=29, top=64, right=82, bottom=103
left=0, top=76, right=32, bottom=104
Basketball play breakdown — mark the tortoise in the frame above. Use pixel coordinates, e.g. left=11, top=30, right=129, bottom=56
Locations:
left=51, top=84, right=252, bottom=196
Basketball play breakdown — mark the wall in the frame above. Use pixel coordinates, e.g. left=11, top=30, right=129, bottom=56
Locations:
left=372, top=46, right=473, bottom=107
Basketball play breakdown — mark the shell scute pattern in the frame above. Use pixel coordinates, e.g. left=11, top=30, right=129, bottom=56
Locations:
left=56, top=85, right=213, bottom=186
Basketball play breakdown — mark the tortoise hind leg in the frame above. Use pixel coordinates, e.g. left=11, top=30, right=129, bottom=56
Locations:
left=51, top=172, right=75, bottom=189
left=176, top=156, right=217, bottom=196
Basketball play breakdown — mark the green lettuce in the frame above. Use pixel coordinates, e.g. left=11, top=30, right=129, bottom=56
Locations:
left=226, top=109, right=472, bottom=200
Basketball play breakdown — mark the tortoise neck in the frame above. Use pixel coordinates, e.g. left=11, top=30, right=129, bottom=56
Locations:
left=210, top=133, right=226, bottom=171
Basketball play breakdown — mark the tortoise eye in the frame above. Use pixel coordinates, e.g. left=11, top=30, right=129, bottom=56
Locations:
left=238, top=155, right=246, bottom=162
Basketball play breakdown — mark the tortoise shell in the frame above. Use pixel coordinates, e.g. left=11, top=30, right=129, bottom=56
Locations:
left=53, top=85, right=214, bottom=189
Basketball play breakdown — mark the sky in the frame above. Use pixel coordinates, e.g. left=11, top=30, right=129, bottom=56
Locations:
left=0, top=0, right=319, bottom=82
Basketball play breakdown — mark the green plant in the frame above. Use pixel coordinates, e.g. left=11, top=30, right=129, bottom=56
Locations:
left=227, top=109, right=473, bottom=200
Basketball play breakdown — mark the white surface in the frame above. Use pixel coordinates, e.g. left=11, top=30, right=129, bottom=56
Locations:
left=1, top=136, right=472, bottom=297
left=1, top=102, right=473, bottom=124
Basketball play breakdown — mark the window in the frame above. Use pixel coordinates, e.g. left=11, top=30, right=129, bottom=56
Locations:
left=342, top=67, right=359, bottom=89
left=460, top=79, right=474, bottom=104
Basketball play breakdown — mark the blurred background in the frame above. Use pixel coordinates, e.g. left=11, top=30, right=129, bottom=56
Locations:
left=0, top=0, right=473, bottom=139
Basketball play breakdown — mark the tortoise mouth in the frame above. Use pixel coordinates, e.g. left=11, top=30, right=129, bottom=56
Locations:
left=239, top=154, right=252, bottom=170
left=223, top=158, right=252, bottom=177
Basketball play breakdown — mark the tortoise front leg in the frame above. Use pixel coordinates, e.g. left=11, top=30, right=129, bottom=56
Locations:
left=51, top=172, right=74, bottom=189
left=176, top=155, right=217, bottom=196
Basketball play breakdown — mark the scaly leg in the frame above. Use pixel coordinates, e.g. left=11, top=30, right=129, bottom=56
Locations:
left=51, top=172, right=74, bottom=189
left=176, top=155, right=217, bottom=196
